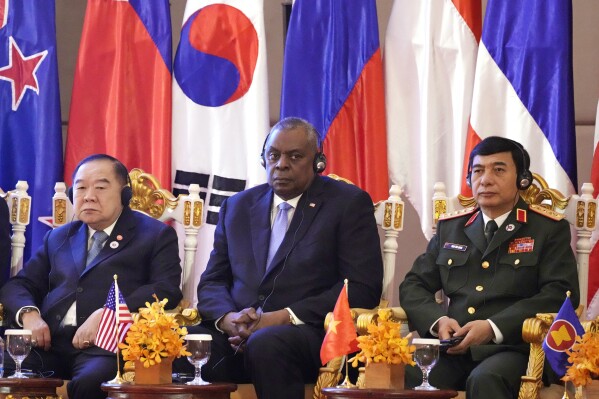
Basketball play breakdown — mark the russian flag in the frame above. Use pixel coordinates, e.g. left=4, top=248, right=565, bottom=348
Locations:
left=385, top=0, right=481, bottom=238
left=0, top=0, right=62, bottom=263
left=64, top=0, right=173, bottom=187
left=280, top=0, right=388, bottom=202
left=464, top=0, right=577, bottom=196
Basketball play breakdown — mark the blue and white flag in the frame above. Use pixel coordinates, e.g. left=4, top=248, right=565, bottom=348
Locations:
left=0, top=0, right=63, bottom=261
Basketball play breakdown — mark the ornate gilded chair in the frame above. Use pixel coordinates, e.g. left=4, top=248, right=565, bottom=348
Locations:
left=1, top=181, right=32, bottom=279
left=230, top=182, right=409, bottom=399
left=313, top=183, right=409, bottom=398
left=51, top=169, right=202, bottom=326
left=432, top=173, right=598, bottom=399
left=0, top=181, right=31, bottom=325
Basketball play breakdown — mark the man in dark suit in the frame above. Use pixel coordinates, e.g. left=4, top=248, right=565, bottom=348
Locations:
left=400, top=137, right=579, bottom=399
left=176, top=117, right=383, bottom=399
left=0, top=154, right=182, bottom=399
left=0, top=198, right=10, bottom=287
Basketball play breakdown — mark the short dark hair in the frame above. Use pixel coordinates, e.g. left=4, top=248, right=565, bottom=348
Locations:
left=468, top=136, right=530, bottom=177
left=267, top=117, right=321, bottom=153
left=72, top=154, right=129, bottom=186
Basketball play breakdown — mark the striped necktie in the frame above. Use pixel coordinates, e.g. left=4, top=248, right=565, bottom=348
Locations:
left=86, top=230, right=109, bottom=266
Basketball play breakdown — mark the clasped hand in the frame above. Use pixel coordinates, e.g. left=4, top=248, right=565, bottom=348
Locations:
left=219, top=307, right=289, bottom=352
left=437, top=317, right=494, bottom=355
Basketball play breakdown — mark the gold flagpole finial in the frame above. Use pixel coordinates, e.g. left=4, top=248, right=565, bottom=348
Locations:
left=567, top=290, right=571, bottom=298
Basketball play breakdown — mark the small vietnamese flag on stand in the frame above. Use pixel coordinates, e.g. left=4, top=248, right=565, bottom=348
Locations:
left=320, top=280, right=359, bottom=366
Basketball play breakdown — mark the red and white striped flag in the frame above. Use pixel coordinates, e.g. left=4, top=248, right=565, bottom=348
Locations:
left=95, top=280, right=133, bottom=353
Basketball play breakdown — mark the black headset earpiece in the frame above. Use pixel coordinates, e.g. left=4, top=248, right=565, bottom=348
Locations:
left=121, top=174, right=133, bottom=206
left=313, top=151, right=327, bottom=173
left=509, top=139, right=532, bottom=190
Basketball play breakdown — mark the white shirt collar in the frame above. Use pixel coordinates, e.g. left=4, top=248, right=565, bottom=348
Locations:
left=272, top=193, right=302, bottom=210
left=481, top=209, right=512, bottom=230
left=87, top=214, right=120, bottom=246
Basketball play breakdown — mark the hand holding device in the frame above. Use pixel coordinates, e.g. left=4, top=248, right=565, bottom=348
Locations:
left=439, top=335, right=464, bottom=352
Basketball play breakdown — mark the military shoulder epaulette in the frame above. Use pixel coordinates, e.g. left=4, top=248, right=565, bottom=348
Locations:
left=438, top=206, right=477, bottom=221
left=528, top=204, right=565, bottom=221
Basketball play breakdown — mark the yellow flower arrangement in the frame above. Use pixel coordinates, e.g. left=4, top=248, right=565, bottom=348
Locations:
left=563, top=331, right=599, bottom=387
left=119, top=295, right=191, bottom=368
left=350, top=308, right=415, bottom=366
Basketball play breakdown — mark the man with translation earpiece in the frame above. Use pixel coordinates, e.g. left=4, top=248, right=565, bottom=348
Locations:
left=175, top=117, right=383, bottom=399
left=400, top=137, right=580, bottom=398
left=0, top=154, right=182, bottom=399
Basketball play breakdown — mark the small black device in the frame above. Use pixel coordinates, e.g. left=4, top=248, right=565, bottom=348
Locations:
left=439, top=336, right=464, bottom=352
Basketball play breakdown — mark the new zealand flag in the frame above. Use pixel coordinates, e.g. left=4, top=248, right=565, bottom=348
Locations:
left=0, top=0, right=63, bottom=266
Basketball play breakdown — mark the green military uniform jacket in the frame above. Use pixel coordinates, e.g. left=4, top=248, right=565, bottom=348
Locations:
left=400, top=198, right=579, bottom=360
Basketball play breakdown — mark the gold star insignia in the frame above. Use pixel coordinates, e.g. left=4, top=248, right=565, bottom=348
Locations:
left=327, top=318, right=342, bottom=335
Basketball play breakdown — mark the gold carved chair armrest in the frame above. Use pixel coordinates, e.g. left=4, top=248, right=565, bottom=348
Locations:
left=166, top=304, right=202, bottom=327
left=518, top=306, right=585, bottom=399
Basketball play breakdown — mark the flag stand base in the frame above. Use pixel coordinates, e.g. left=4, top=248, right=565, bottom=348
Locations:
left=107, top=372, right=126, bottom=385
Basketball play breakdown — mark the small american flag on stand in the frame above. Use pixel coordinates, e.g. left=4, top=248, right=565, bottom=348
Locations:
left=95, top=279, right=133, bottom=353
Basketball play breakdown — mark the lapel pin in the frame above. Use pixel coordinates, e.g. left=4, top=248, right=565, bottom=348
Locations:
left=506, top=224, right=515, bottom=231
left=116, top=235, right=123, bottom=241
left=110, top=241, right=119, bottom=249
left=309, top=203, right=316, bottom=208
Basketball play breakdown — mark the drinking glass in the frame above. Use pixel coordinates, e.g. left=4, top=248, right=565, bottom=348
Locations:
left=5, top=329, right=32, bottom=378
left=185, top=334, right=212, bottom=385
left=412, top=338, right=440, bottom=390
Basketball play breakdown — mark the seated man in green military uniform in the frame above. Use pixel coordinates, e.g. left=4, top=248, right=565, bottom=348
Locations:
left=400, top=136, right=579, bottom=399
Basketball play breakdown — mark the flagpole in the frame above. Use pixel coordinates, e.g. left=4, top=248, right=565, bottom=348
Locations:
left=336, top=279, right=356, bottom=389
left=108, top=274, right=125, bottom=384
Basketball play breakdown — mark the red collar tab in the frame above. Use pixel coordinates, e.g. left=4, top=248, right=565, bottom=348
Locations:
left=516, top=208, right=527, bottom=223
left=465, top=211, right=480, bottom=227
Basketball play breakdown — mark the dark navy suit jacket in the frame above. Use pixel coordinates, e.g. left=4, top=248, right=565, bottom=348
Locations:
left=0, top=207, right=182, bottom=337
left=197, top=175, right=383, bottom=326
left=0, top=199, right=11, bottom=288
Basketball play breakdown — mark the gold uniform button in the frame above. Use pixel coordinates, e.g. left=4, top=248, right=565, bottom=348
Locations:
left=468, top=307, right=476, bottom=314
left=515, top=259, right=520, bottom=265
left=482, top=261, right=490, bottom=269
left=476, top=285, right=484, bottom=292
left=448, top=259, right=453, bottom=266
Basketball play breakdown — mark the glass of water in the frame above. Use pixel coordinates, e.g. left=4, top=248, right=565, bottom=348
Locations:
left=412, top=338, right=440, bottom=390
left=184, top=334, right=212, bottom=385
left=5, top=329, right=32, bottom=378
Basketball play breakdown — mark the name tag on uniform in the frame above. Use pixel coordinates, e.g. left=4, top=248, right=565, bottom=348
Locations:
left=508, top=237, right=534, bottom=253
left=443, top=242, right=467, bottom=251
